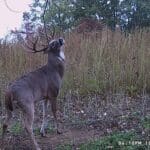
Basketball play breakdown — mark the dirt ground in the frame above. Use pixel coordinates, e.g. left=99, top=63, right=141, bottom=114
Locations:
left=0, top=94, right=150, bottom=150
left=0, top=127, right=101, bottom=150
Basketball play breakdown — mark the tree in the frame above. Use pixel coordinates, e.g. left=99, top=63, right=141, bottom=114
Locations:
left=22, top=0, right=150, bottom=32
left=44, top=0, right=74, bottom=32
left=97, top=0, right=120, bottom=30
left=71, top=0, right=99, bottom=20
left=120, top=0, right=150, bottom=31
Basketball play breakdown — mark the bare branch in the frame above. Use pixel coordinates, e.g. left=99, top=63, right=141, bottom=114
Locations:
left=10, top=0, right=55, bottom=53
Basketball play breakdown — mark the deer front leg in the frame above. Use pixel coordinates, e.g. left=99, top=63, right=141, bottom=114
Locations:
left=40, top=99, right=48, bottom=137
left=51, top=98, right=62, bottom=134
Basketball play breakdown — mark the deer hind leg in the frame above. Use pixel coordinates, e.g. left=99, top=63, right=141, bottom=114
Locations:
left=40, top=99, right=48, bottom=137
left=2, top=92, right=13, bottom=140
left=2, top=109, right=12, bottom=148
left=23, top=103, right=41, bottom=150
left=51, top=98, right=62, bottom=134
left=2, top=109, right=12, bottom=135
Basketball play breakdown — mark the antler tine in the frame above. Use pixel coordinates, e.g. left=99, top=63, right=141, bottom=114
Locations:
left=22, top=42, right=37, bottom=53
left=32, top=36, right=39, bottom=52
left=12, top=28, right=50, bottom=53
left=27, top=36, right=48, bottom=53
left=50, top=24, right=55, bottom=39
left=37, top=24, right=55, bottom=44
left=46, top=24, right=55, bottom=40
left=20, top=34, right=48, bottom=53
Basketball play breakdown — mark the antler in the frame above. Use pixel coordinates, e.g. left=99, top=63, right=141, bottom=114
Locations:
left=37, top=24, right=55, bottom=42
left=25, top=25, right=55, bottom=53
left=47, top=24, right=55, bottom=40
left=12, top=24, right=56, bottom=53
left=11, top=0, right=55, bottom=53
left=12, top=30, right=48, bottom=53
left=23, top=36, right=48, bottom=53
left=24, top=24, right=55, bottom=53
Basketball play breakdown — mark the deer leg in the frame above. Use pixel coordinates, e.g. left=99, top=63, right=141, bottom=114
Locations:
left=2, top=109, right=12, bottom=148
left=51, top=98, right=62, bottom=134
left=23, top=103, right=41, bottom=150
left=40, top=99, right=48, bottom=137
left=2, top=109, right=12, bottom=135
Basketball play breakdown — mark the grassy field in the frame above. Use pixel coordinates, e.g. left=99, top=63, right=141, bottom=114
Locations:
left=57, top=132, right=149, bottom=150
left=0, top=28, right=150, bottom=99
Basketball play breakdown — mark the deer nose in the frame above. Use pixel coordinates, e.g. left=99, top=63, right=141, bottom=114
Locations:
left=59, top=38, right=65, bottom=46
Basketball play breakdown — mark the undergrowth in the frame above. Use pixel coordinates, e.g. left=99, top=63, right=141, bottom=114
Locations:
left=57, top=131, right=150, bottom=150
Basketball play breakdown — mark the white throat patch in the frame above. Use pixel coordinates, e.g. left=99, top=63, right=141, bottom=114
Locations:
left=58, top=50, right=65, bottom=61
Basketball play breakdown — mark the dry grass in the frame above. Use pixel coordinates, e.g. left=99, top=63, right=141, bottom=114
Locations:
left=0, top=28, right=150, bottom=104
left=63, top=28, right=150, bottom=96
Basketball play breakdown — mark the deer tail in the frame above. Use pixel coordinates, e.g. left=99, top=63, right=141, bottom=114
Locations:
left=5, top=91, right=13, bottom=111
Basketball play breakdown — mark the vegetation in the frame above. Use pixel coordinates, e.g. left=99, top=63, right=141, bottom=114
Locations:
left=0, top=1, right=149, bottom=149
left=57, top=131, right=149, bottom=150
left=24, top=0, right=150, bottom=31
left=0, top=28, right=150, bottom=102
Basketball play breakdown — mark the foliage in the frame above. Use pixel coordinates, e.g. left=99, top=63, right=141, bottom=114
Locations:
left=120, top=0, right=150, bottom=31
left=10, top=122, right=23, bottom=135
left=141, top=116, right=150, bottom=130
left=44, top=0, right=74, bottom=32
left=22, top=0, right=150, bottom=32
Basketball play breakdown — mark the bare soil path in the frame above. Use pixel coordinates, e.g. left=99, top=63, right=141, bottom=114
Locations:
left=0, top=127, right=102, bottom=150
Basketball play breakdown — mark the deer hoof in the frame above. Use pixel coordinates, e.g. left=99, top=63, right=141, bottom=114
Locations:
left=40, top=132, right=47, bottom=137
left=57, top=129, right=63, bottom=134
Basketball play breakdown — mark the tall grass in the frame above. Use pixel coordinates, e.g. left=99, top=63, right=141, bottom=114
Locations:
left=63, top=28, right=150, bottom=95
left=0, top=28, right=150, bottom=105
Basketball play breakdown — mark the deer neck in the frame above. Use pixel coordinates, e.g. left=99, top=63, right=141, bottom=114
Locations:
left=48, top=48, right=65, bottom=63
left=58, top=49, right=65, bottom=61
left=47, top=52, right=65, bottom=78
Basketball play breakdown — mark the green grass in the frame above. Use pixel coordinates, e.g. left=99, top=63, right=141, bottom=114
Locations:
left=141, top=116, right=150, bottom=130
left=57, top=144, right=72, bottom=150
left=0, top=122, right=23, bottom=136
left=10, top=122, right=23, bottom=135
left=0, top=122, right=57, bottom=136
left=34, top=124, right=55, bottom=136
left=57, top=132, right=149, bottom=150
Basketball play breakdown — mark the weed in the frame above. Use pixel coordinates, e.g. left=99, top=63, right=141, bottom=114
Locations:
left=57, top=131, right=150, bottom=150
left=57, top=144, right=72, bottom=150
left=141, top=116, right=150, bottom=130
left=10, top=122, right=23, bottom=135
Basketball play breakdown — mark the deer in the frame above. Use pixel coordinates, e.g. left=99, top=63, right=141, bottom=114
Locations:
left=2, top=32, right=65, bottom=150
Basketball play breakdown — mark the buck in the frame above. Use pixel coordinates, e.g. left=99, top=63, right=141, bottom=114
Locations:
left=2, top=36, right=65, bottom=150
